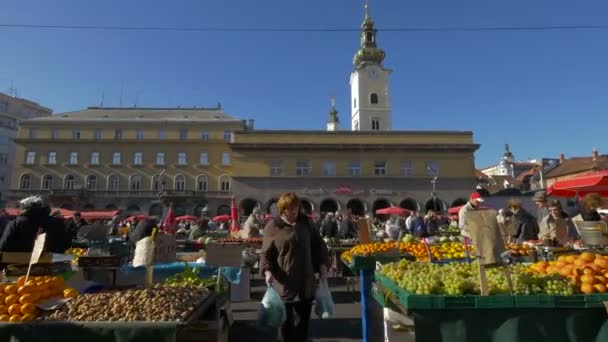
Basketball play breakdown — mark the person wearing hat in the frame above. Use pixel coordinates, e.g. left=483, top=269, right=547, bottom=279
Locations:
left=458, top=192, right=485, bottom=238
left=0, top=196, right=50, bottom=252
left=240, top=207, right=264, bottom=239
left=533, top=191, right=549, bottom=226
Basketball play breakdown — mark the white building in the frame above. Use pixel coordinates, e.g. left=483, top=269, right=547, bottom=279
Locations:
left=349, top=2, right=392, bottom=131
left=0, top=93, right=52, bottom=204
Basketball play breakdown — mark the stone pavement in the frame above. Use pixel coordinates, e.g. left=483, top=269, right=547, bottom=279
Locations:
left=228, top=277, right=406, bottom=342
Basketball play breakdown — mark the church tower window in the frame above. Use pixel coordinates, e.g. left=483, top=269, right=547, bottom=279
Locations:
left=370, top=93, right=378, bottom=104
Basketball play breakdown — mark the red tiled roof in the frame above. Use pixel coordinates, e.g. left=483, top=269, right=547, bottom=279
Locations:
left=544, top=155, right=608, bottom=179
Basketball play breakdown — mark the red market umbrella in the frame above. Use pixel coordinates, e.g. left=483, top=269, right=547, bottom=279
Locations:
left=175, top=215, right=199, bottom=222
left=213, top=215, right=231, bottom=223
left=547, top=170, right=608, bottom=199
left=375, top=206, right=410, bottom=216
left=230, top=197, right=240, bottom=231
left=126, top=214, right=149, bottom=222
left=80, top=210, right=120, bottom=220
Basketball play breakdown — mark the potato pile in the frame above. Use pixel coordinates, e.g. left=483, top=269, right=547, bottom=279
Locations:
left=47, top=284, right=209, bottom=322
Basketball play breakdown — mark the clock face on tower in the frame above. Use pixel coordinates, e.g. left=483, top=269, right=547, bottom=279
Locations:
left=368, top=69, right=377, bottom=80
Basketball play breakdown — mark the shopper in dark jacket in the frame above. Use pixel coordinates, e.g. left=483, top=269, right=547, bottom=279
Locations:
left=128, top=218, right=159, bottom=243
left=508, top=199, right=539, bottom=243
left=65, top=212, right=87, bottom=242
left=42, top=215, right=71, bottom=253
left=320, top=213, right=338, bottom=238
left=0, top=196, right=50, bottom=252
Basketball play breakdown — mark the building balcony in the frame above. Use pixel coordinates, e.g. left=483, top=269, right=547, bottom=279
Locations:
left=7, top=189, right=233, bottom=199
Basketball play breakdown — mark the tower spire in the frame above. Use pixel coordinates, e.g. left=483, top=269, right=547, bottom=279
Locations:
left=353, top=0, right=385, bottom=68
left=326, top=96, right=339, bottom=131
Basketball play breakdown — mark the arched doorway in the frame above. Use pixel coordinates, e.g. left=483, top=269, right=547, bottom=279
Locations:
left=149, top=203, right=163, bottom=217
left=105, top=204, right=118, bottom=210
left=193, top=204, right=205, bottom=217
left=174, top=205, right=186, bottom=216
left=399, top=198, right=419, bottom=212
left=372, top=198, right=392, bottom=217
left=346, top=198, right=366, bottom=216
left=83, top=204, right=95, bottom=210
left=450, top=198, right=468, bottom=208
left=266, top=198, right=278, bottom=216
left=424, top=198, right=445, bottom=213
left=319, top=198, right=339, bottom=215
left=301, top=199, right=314, bottom=215
left=240, top=198, right=260, bottom=217
left=217, top=205, right=231, bottom=216
left=127, top=204, right=141, bottom=213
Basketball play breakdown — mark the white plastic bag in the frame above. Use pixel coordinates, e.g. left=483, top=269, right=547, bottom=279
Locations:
left=314, top=278, right=335, bottom=319
left=257, top=286, right=286, bottom=329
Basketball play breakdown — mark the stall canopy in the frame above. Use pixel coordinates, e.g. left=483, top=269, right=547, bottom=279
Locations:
left=125, top=214, right=150, bottom=222
left=375, top=206, right=410, bottom=216
left=175, top=215, right=199, bottom=222
left=547, top=170, right=608, bottom=198
left=79, top=210, right=120, bottom=220
left=212, top=214, right=231, bottom=223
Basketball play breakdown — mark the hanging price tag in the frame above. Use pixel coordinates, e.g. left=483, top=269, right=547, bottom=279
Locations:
left=25, top=233, right=46, bottom=283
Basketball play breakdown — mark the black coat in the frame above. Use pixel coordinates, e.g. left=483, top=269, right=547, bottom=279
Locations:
left=320, top=219, right=338, bottom=238
left=42, top=216, right=70, bottom=253
left=128, top=219, right=158, bottom=243
left=0, top=215, right=42, bottom=252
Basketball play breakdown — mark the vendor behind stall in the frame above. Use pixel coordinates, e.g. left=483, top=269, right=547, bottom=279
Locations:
left=0, top=196, right=50, bottom=252
left=508, top=199, right=539, bottom=243
left=128, top=217, right=159, bottom=243
left=580, top=193, right=604, bottom=221
left=539, top=200, right=579, bottom=246
left=240, top=208, right=263, bottom=239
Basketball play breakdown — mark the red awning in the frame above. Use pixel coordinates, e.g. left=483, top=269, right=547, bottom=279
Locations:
left=79, top=210, right=120, bottom=220
left=213, top=215, right=231, bottom=223
left=176, top=215, right=199, bottom=222
left=547, top=170, right=608, bottom=198
left=375, top=206, right=410, bottom=216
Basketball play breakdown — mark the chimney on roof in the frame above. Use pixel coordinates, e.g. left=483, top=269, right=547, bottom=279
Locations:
left=592, top=148, right=599, bottom=161
left=248, top=119, right=254, bottom=130
left=559, top=153, right=565, bottom=163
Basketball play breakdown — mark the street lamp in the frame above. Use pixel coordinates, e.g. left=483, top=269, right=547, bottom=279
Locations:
left=427, top=164, right=439, bottom=212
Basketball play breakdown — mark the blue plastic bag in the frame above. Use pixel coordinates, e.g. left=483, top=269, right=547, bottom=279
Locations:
left=314, top=279, right=335, bottom=319
left=257, top=286, right=286, bottom=329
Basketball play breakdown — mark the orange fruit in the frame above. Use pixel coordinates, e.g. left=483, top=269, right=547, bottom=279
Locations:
left=0, top=305, right=7, bottom=314
left=63, top=288, right=78, bottom=299
left=581, top=275, right=596, bottom=285
left=595, top=276, right=607, bottom=284
left=8, top=304, right=21, bottom=316
left=581, top=283, right=594, bottom=294
left=21, top=313, right=37, bottom=322
left=580, top=252, right=596, bottom=263
left=594, top=284, right=607, bottom=293
left=574, top=259, right=588, bottom=267
left=24, top=280, right=37, bottom=287
left=9, top=314, right=22, bottom=323
left=17, top=285, right=36, bottom=295
left=565, top=255, right=577, bottom=264
left=17, top=276, right=27, bottom=287
left=3, top=285, right=18, bottom=295
left=5, top=294, right=19, bottom=306
left=0, top=314, right=9, bottom=322
left=20, top=303, right=37, bottom=315
left=19, top=293, right=36, bottom=305
left=583, top=268, right=596, bottom=276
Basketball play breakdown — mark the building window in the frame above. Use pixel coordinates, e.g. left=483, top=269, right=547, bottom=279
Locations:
left=354, top=120, right=360, bottom=131
left=152, top=174, right=161, bottom=192
left=72, top=129, right=80, bottom=140
left=86, top=175, right=97, bottom=191
left=348, top=161, right=361, bottom=177
left=133, top=152, right=143, bottom=165
left=371, top=118, right=380, bottom=130
left=174, top=174, right=186, bottom=191
left=94, top=129, right=102, bottom=140
left=46, top=152, right=56, bottom=165
left=0, top=101, right=8, bottom=112
left=0, top=153, right=8, bottom=165
left=179, top=129, right=188, bottom=140
left=370, top=93, right=379, bottom=104
left=296, top=160, right=311, bottom=176
left=201, top=131, right=209, bottom=141
left=29, top=129, right=37, bottom=139
left=136, top=130, right=144, bottom=140
left=269, top=160, right=283, bottom=176
left=19, top=174, right=31, bottom=190
left=223, top=130, right=232, bottom=142
left=196, top=175, right=208, bottom=192
left=199, top=152, right=209, bottom=166
left=42, top=174, right=54, bottom=190
left=64, top=174, right=76, bottom=190
left=114, top=129, right=122, bottom=140
left=374, top=161, right=387, bottom=176
left=400, top=160, right=413, bottom=177
left=158, top=130, right=166, bottom=140
left=219, top=175, right=231, bottom=192
left=69, top=152, right=78, bottom=165
left=426, top=161, right=440, bottom=176
left=222, top=152, right=231, bottom=166
left=366, top=31, right=373, bottom=42
left=354, top=98, right=357, bottom=109
left=112, top=152, right=121, bottom=165
left=155, top=152, right=165, bottom=165
left=322, top=161, right=336, bottom=176
left=51, top=129, right=59, bottom=140
left=25, top=151, right=36, bottom=165
left=178, top=152, right=187, bottom=166
left=108, top=174, right=119, bottom=191
left=90, top=152, right=100, bottom=165
left=130, top=174, right=142, bottom=191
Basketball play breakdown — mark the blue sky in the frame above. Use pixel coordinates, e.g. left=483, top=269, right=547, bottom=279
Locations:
left=1, top=0, right=607, bottom=167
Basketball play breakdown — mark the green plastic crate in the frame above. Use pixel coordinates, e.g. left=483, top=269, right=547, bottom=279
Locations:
left=348, top=254, right=401, bottom=273
left=475, top=295, right=515, bottom=309
left=554, top=295, right=586, bottom=308
left=584, top=293, right=608, bottom=308
left=514, top=295, right=556, bottom=308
